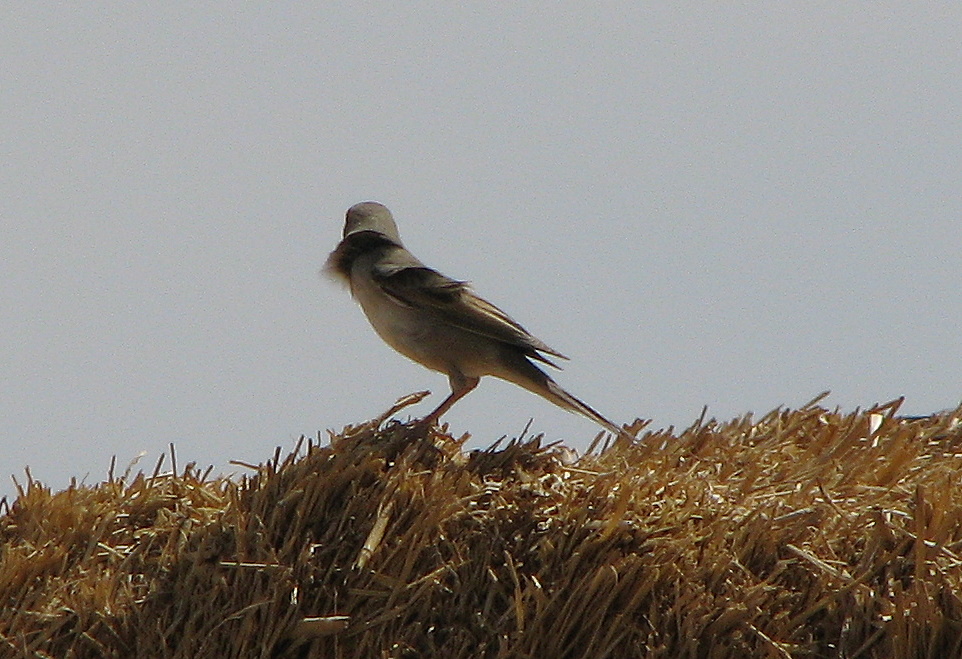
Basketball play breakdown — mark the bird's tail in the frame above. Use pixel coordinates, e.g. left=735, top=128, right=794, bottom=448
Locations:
left=501, top=354, right=632, bottom=440
left=542, top=378, right=630, bottom=439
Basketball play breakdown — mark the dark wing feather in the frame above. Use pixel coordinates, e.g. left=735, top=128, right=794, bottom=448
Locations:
left=372, top=255, right=568, bottom=367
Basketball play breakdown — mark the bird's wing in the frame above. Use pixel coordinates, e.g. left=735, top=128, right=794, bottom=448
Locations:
left=372, top=254, right=569, bottom=366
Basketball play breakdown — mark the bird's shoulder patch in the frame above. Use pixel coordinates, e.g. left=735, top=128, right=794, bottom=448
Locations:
left=377, top=265, right=468, bottom=304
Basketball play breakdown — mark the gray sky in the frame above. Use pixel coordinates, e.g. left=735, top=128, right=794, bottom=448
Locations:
left=2, top=6, right=960, bottom=500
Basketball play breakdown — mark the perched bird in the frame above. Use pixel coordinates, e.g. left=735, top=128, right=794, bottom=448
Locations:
left=325, top=201, right=626, bottom=436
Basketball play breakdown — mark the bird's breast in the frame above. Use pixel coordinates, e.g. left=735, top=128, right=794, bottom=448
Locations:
left=348, top=261, right=501, bottom=378
left=348, top=265, right=444, bottom=369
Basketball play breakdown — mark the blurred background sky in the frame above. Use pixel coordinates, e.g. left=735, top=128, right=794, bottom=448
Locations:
left=2, top=5, right=960, bottom=501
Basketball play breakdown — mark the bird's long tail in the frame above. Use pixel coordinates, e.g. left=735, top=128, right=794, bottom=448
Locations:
left=501, top=354, right=633, bottom=441
left=542, top=378, right=630, bottom=439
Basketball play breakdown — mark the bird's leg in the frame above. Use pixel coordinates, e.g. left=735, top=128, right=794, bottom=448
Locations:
left=421, top=372, right=479, bottom=426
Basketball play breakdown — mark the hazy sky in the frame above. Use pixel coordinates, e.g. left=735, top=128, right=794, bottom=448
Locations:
left=2, top=5, right=960, bottom=500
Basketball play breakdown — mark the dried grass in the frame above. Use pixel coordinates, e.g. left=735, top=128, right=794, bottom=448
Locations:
left=2, top=395, right=961, bottom=658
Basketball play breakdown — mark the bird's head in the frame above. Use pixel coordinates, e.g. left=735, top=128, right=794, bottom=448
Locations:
left=343, top=201, right=403, bottom=245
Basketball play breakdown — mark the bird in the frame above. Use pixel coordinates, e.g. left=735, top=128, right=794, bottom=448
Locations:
left=325, top=201, right=627, bottom=437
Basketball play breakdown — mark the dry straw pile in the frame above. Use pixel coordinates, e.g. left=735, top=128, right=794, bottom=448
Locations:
left=2, top=393, right=961, bottom=658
